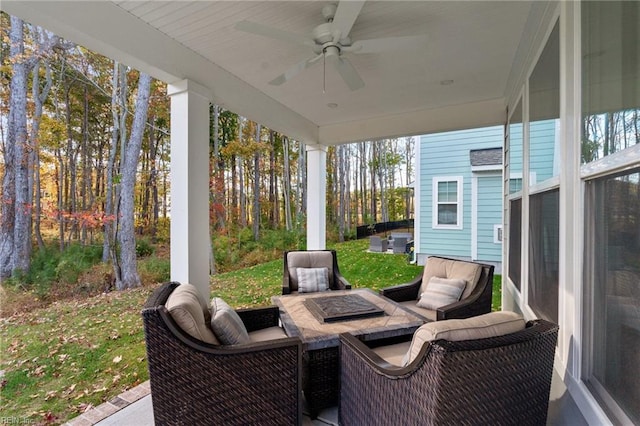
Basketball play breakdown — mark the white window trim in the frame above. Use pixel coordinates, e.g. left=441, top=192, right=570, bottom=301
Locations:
left=432, top=176, right=463, bottom=230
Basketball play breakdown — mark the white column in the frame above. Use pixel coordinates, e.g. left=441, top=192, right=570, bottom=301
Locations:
left=167, top=80, right=211, bottom=302
left=306, top=144, right=327, bottom=250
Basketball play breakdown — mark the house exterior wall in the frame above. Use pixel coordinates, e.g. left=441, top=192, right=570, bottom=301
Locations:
left=529, top=119, right=559, bottom=185
left=475, top=173, right=503, bottom=262
left=416, top=125, right=503, bottom=264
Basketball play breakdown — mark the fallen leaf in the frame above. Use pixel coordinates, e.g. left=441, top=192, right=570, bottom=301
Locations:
left=112, top=355, right=122, bottom=363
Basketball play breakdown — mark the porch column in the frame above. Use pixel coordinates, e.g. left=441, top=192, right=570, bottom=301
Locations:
left=167, top=79, right=211, bottom=302
left=306, top=144, right=327, bottom=250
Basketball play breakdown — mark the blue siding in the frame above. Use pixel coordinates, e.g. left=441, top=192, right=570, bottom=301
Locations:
left=418, top=126, right=503, bottom=259
left=529, top=119, right=558, bottom=184
left=477, top=175, right=502, bottom=262
left=508, top=121, right=523, bottom=183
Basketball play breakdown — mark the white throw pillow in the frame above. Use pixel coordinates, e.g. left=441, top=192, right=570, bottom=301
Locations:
left=210, top=297, right=250, bottom=345
left=297, top=267, right=330, bottom=293
left=416, top=277, right=466, bottom=310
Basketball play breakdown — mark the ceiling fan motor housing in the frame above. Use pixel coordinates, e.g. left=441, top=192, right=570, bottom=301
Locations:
left=313, top=22, right=337, bottom=45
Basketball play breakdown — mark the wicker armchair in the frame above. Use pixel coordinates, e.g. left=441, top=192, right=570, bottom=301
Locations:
left=282, top=249, right=351, bottom=294
left=142, top=282, right=303, bottom=425
left=380, top=256, right=494, bottom=321
left=339, top=318, right=559, bottom=426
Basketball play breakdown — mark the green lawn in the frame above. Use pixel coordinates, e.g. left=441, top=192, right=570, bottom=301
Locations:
left=0, top=238, right=502, bottom=424
left=210, top=238, right=423, bottom=307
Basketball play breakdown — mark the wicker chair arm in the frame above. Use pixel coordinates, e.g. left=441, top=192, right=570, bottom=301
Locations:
left=339, top=333, right=414, bottom=378
left=335, top=272, right=352, bottom=290
left=236, top=306, right=280, bottom=332
left=436, top=265, right=493, bottom=320
left=282, top=259, right=292, bottom=294
left=379, top=274, right=422, bottom=302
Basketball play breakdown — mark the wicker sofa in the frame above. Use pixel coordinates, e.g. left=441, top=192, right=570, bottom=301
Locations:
left=282, top=249, right=351, bottom=294
left=339, top=312, right=559, bottom=426
left=380, top=255, right=494, bottom=321
left=142, top=282, right=303, bottom=425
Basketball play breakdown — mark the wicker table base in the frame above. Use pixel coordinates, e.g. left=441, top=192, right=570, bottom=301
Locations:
left=273, top=289, right=424, bottom=418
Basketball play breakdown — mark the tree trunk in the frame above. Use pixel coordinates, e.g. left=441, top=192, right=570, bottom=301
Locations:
left=253, top=124, right=261, bottom=240
left=378, top=140, right=388, bottom=223
left=269, top=130, right=277, bottom=227
left=359, top=142, right=367, bottom=224
left=283, top=136, right=293, bottom=231
left=405, top=137, right=414, bottom=220
left=211, top=104, right=226, bottom=230
left=0, top=17, right=25, bottom=278
left=296, top=141, right=306, bottom=227
left=116, top=73, right=152, bottom=290
left=103, top=61, right=121, bottom=263
left=338, top=145, right=346, bottom=242
left=370, top=142, right=377, bottom=223
left=31, top=58, right=53, bottom=250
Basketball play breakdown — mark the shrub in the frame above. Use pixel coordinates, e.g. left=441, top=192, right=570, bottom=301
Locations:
left=155, top=217, right=170, bottom=243
left=138, top=256, right=170, bottom=284
left=136, top=238, right=155, bottom=257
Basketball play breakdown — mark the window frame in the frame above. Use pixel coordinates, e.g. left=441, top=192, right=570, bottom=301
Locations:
left=432, top=176, right=464, bottom=230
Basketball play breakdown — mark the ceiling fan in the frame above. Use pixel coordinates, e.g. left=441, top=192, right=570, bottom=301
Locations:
left=235, top=1, right=428, bottom=91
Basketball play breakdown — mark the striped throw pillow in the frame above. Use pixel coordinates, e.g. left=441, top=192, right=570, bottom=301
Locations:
left=297, top=267, right=329, bottom=293
left=416, top=276, right=466, bottom=310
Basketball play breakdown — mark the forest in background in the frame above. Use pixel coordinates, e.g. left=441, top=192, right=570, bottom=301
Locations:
left=0, top=14, right=415, bottom=295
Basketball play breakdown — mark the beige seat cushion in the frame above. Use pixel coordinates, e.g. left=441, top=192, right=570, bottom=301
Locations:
left=399, top=300, right=437, bottom=321
left=372, top=341, right=412, bottom=366
left=248, top=326, right=288, bottom=342
left=166, top=284, right=219, bottom=345
left=210, top=298, right=250, bottom=345
left=404, top=311, right=525, bottom=366
left=420, top=257, right=482, bottom=300
left=287, top=251, right=334, bottom=291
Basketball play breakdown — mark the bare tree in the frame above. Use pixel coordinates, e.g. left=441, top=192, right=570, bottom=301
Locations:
left=114, top=72, right=152, bottom=290
left=30, top=28, right=57, bottom=250
left=337, top=145, right=346, bottom=242
left=282, top=136, right=293, bottom=231
left=102, top=61, right=124, bottom=263
left=253, top=123, right=261, bottom=240
left=0, top=17, right=28, bottom=279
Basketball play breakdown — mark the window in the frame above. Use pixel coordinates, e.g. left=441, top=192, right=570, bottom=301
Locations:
left=509, top=177, right=523, bottom=193
left=529, top=22, right=560, bottom=185
left=432, top=177, right=463, bottom=229
left=508, top=100, right=523, bottom=195
left=583, top=169, right=640, bottom=424
left=528, top=189, right=559, bottom=323
left=581, top=2, right=640, bottom=423
left=508, top=198, right=522, bottom=291
left=582, top=2, right=640, bottom=164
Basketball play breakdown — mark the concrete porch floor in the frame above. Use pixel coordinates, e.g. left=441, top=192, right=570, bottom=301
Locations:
left=64, top=364, right=587, bottom=426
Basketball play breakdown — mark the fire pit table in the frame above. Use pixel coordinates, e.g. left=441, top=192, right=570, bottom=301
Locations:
left=272, top=288, right=425, bottom=418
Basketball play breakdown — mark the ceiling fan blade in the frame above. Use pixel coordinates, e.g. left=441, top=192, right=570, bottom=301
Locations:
left=331, top=56, right=365, bottom=91
left=332, top=0, right=366, bottom=38
left=269, top=54, right=323, bottom=86
left=235, top=20, right=314, bottom=47
left=351, top=35, right=429, bottom=54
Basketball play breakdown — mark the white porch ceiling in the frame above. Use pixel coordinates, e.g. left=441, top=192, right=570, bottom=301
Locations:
left=2, top=1, right=534, bottom=145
